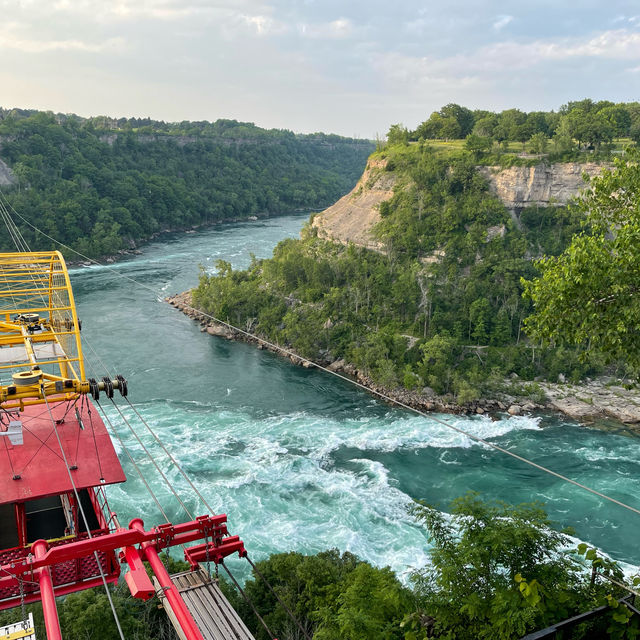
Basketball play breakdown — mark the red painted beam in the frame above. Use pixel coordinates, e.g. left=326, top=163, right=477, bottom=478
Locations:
left=0, top=515, right=229, bottom=581
left=184, top=536, right=247, bottom=567
left=130, top=518, right=205, bottom=640
left=33, top=540, right=62, bottom=640
left=123, top=545, right=155, bottom=601
left=0, top=574, right=119, bottom=610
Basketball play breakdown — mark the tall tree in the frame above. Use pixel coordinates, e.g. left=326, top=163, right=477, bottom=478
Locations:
left=523, top=149, right=640, bottom=369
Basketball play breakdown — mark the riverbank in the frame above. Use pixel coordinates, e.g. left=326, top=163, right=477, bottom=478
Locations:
left=166, top=291, right=640, bottom=428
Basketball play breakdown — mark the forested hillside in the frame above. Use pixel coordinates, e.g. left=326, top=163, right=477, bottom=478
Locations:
left=0, top=109, right=373, bottom=257
left=191, top=139, right=637, bottom=403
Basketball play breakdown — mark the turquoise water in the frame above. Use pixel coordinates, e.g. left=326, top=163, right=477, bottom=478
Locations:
left=68, top=214, right=640, bottom=580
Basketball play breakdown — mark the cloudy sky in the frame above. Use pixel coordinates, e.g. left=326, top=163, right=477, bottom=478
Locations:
left=1, top=0, right=639, bottom=137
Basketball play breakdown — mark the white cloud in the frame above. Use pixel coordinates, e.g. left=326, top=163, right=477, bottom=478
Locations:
left=240, top=14, right=288, bottom=36
left=298, top=17, right=353, bottom=39
left=372, top=28, right=640, bottom=87
left=493, top=15, right=513, bottom=31
left=0, top=33, right=125, bottom=54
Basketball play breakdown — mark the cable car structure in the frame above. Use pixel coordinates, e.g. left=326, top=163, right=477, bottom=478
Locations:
left=0, top=251, right=258, bottom=640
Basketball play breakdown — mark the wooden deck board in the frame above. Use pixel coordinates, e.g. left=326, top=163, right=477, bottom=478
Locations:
left=153, top=569, right=255, bottom=640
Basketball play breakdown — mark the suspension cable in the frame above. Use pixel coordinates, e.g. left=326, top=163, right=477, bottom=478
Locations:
left=92, top=398, right=171, bottom=524
left=219, top=561, right=277, bottom=640
left=122, top=398, right=213, bottom=516
left=0, top=191, right=127, bottom=637
left=3, top=185, right=640, bottom=619
left=104, top=396, right=194, bottom=521
left=42, top=389, right=126, bottom=640
left=4, top=198, right=640, bottom=521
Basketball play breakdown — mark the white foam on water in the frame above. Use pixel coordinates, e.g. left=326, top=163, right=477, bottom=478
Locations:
left=101, top=404, right=549, bottom=581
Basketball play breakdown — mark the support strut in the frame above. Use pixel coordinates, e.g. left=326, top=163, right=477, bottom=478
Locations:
left=130, top=518, right=205, bottom=640
left=33, top=540, right=62, bottom=640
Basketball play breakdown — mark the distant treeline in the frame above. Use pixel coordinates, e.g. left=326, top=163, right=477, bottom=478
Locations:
left=0, top=109, right=373, bottom=257
left=387, top=99, right=640, bottom=153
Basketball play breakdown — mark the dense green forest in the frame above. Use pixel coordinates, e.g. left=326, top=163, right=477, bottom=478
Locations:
left=1, top=497, right=635, bottom=639
left=0, top=109, right=373, bottom=257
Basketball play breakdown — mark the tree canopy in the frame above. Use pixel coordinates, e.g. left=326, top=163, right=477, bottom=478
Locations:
left=523, top=148, right=640, bottom=370
left=405, top=99, right=640, bottom=155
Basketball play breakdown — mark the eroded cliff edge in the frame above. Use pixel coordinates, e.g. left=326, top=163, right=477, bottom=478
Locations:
left=478, top=163, right=607, bottom=209
left=312, top=159, right=609, bottom=248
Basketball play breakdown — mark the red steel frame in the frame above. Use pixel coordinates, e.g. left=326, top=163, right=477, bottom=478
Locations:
left=0, top=513, right=247, bottom=640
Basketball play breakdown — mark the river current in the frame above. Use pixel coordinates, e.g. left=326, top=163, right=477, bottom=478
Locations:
left=68, top=214, right=640, bottom=580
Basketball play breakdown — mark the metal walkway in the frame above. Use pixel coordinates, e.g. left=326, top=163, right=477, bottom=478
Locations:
left=155, top=569, right=256, bottom=640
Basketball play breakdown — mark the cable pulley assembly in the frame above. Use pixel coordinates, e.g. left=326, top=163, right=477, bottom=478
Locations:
left=87, top=376, right=128, bottom=401
left=116, top=374, right=128, bottom=397
left=88, top=378, right=100, bottom=401
left=102, top=377, right=114, bottom=399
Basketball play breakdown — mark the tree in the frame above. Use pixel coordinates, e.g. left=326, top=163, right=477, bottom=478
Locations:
left=599, top=104, right=632, bottom=138
left=464, top=134, right=492, bottom=158
left=415, top=113, right=444, bottom=139
left=523, top=149, right=640, bottom=369
left=387, top=123, right=409, bottom=146
left=439, top=103, right=475, bottom=137
left=494, top=108, right=526, bottom=143
left=409, top=493, right=628, bottom=640
left=528, top=132, right=548, bottom=154
left=237, top=550, right=415, bottom=640
left=472, top=114, right=498, bottom=138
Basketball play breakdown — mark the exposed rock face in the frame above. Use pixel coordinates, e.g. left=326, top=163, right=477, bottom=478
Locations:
left=540, top=380, right=640, bottom=424
left=479, top=163, right=608, bottom=209
left=311, top=157, right=393, bottom=249
left=312, top=160, right=610, bottom=251
left=0, top=158, right=16, bottom=186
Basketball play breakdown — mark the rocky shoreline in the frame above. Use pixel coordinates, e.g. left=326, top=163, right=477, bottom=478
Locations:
left=166, top=291, right=640, bottom=429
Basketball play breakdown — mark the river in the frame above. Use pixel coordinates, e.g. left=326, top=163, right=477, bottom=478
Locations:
left=68, top=213, right=640, bottom=580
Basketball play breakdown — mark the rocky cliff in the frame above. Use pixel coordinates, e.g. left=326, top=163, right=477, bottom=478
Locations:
left=311, top=156, right=393, bottom=249
left=0, top=158, right=15, bottom=186
left=312, top=159, right=610, bottom=248
left=479, top=162, right=608, bottom=209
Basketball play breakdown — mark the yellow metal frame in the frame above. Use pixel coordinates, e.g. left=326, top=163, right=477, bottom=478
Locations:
left=0, top=251, right=86, bottom=410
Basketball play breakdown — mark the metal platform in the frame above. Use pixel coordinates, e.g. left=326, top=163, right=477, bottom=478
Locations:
left=155, top=569, right=255, bottom=640
left=0, top=612, right=36, bottom=639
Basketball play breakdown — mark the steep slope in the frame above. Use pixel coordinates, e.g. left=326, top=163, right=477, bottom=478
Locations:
left=311, top=157, right=392, bottom=250
left=312, top=157, right=608, bottom=250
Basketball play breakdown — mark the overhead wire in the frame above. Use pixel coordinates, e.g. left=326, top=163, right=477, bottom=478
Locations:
left=41, top=390, right=126, bottom=640
left=105, top=396, right=194, bottom=521
left=0, top=190, right=353, bottom=633
left=2, top=185, right=640, bottom=623
left=93, top=397, right=171, bottom=523
left=0, top=194, right=129, bottom=638
left=4, top=191, right=640, bottom=520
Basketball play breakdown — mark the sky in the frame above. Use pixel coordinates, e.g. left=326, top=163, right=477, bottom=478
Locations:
left=1, top=0, right=639, bottom=138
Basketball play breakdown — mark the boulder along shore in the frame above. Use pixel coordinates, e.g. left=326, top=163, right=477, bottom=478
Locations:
left=167, top=291, right=640, bottom=429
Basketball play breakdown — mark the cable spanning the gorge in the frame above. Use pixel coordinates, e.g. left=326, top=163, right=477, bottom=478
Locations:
left=3, top=189, right=640, bottom=522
